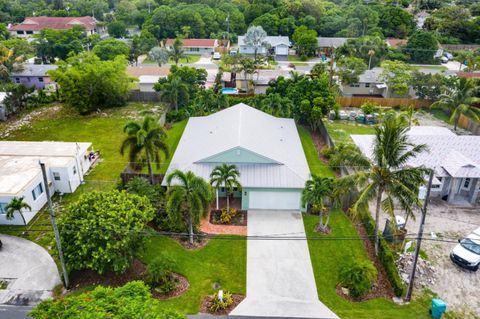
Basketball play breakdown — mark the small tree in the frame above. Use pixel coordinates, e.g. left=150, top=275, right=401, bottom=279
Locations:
left=166, top=170, right=212, bottom=244
left=302, top=176, right=334, bottom=232
left=149, top=46, right=169, bottom=67
left=5, top=197, right=31, bottom=225
left=168, top=38, right=187, bottom=66
left=120, top=115, right=169, bottom=184
left=380, top=60, right=413, bottom=96
left=58, top=190, right=155, bottom=274
left=158, top=75, right=190, bottom=111
left=292, top=26, right=318, bottom=57
left=92, top=39, right=131, bottom=61
left=339, top=260, right=377, bottom=297
left=244, top=25, right=267, bottom=61
left=107, top=21, right=127, bottom=38
left=336, top=57, right=368, bottom=85
left=210, top=164, right=241, bottom=210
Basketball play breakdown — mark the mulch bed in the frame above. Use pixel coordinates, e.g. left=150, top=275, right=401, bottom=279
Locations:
left=200, top=294, right=245, bottom=315
left=336, top=221, right=395, bottom=302
left=314, top=223, right=332, bottom=234
left=210, top=210, right=248, bottom=226
left=151, top=273, right=189, bottom=300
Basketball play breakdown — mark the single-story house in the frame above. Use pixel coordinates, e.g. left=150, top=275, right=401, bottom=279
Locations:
left=10, top=64, right=58, bottom=89
left=351, top=126, right=480, bottom=206
left=8, top=16, right=103, bottom=38
left=138, top=75, right=164, bottom=92
left=385, top=38, right=408, bottom=49
left=163, top=38, right=218, bottom=55
left=237, top=35, right=290, bottom=60
left=317, top=37, right=352, bottom=56
left=0, top=92, right=6, bottom=121
left=339, top=67, right=412, bottom=98
left=0, top=141, right=97, bottom=225
left=162, top=103, right=310, bottom=211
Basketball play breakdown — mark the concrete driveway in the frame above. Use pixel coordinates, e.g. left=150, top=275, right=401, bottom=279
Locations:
left=0, top=234, right=61, bottom=305
left=230, top=210, right=338, bottom=319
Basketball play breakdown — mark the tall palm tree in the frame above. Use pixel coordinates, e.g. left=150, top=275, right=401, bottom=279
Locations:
left=400, top=104, right=420, bottom=129
left=166, top=170, right=212, bottom=244
left=260, top=93, right=293, bottom=117
left=302, top=176, right=334, bottom=232
left=168, top=38, right=188, bottom=66
left=5, top=197, right=31, bottom=225
left=160, top=75, right=189, bottom=112
left=120, top=115, right=169, bottom=184
left=340, top=114, right=429, bottom=255
left=210, top=164, right=241, bottom=210
left=431, top=77, right=480, bottom=131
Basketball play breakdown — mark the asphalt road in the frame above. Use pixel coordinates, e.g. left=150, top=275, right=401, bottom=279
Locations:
left=0, top=305, right=33, bottom=319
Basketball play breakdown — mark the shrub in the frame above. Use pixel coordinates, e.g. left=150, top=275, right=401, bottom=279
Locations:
left=146, top=254, right=178, bottom=294
left=220, top=208, right=237, bottom=224
left=208, top=291, right=234, bottom=312
left=166, top=109, right=189, bottom=123
left=361, top=101, right=378, bottom=115
left=339, top=260, right=377, bottom=297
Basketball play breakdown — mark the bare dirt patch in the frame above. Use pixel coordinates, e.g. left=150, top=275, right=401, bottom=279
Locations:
left=0, top=105, right=62, bottom=138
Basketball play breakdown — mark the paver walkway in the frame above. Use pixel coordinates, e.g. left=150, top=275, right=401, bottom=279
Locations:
left=230, top=210, right=338, bottom=319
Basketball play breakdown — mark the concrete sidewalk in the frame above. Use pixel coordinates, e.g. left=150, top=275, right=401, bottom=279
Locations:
left=230, top=210, right=338, bottom=319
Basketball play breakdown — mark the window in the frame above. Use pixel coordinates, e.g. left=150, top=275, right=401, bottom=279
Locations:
left=38, top=77, right=44, bottom=82
left=26, top=31, right=33, bottom=34
left=0, top=203, right=7, bottom=214
left=16, top=31, right=24, bottom=35
left=431, top=184, right=440, bottom=189
left=349, top=83, right=360, bottom=87
left=463, top=178, right=471, bottom=189
left=365, top=83, right=370, bottom=88
left=15, top=78, right=20, bottom=84
left=32, top=183, right=44, bottom=201
left=73, top=166, right=77, bottom=175
left=53, top=172, right=61, bottom=181
left=437, top=177, right=443, bottom=182
left=189, top=47, right=200, bottom=52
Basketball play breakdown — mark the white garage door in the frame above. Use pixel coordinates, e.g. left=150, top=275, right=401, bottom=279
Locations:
left=249, top=191, right=301, bottom=210
left=275, top=46, right=288, bottom=56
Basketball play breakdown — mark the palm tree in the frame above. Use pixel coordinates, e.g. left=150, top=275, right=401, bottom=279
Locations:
left=5, top=197, right=31, bottom=225
left=168, top=38, right=188, bottom=66
left=400, top=105, right=420, bottom=129
left=160, top=75, right=189, bottom=112
left=340, top=114, right=429, bottom=255
left=120, top=115, right=169, bottom=184
left=210, top=164, right=241, bottom=210
left=166, top=170, right=212, bottom=244
left=260, top=93, right=293, bottom=117
left=302, top=176, right=334, bottom=232
left=431, top=78, right=480, bottom=131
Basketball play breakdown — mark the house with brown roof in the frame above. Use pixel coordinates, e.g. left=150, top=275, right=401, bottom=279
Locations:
left=163, top=38, right=219, bottom=55
left=8, top=16, right=103, bottom=38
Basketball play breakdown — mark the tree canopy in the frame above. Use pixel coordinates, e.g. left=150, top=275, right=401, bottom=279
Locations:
left=92, top=39, right=130, bottom=61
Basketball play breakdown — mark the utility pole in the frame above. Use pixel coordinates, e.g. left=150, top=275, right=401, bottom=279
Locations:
left=405, top=169, right=434, bottom=302
left=39, top=162, right=70, bottom=288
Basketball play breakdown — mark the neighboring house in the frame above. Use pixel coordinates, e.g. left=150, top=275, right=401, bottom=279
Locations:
left=352, top=126, right=480, bottom=206
left=163, top=38, right=218, bottom=55
left=10, top=64, right=58, bottom=89
left=163, top=103, right=310, bottom=211
left=0, top=92, right=6, bottom=121
left=8, top=16, right=103, bottom=38
left=138, top=75, right=163, bottom=92
left=385, top=38, right=408, bottom=49
left=339, top=67, right=412, bottom=98
left=317, top=37, right=351, bottom=56
left=237, top=36, right=290, bottom=60
left=0, top=141, right=97, bottom=225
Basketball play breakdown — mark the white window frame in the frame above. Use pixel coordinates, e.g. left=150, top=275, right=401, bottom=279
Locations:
left=53, top=172, right=61, bottom=181
left=32, top=183, right=44, bottom=201
left=462, top=178, right=471, bottom=190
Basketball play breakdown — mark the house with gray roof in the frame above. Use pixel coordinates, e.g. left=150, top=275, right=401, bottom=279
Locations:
left=317, top=37, right=352, bottom=56
left=351, top=126, right=480, bottom=206
left=237, top=35, right=290, bottom=60
left=10, top=64, right=58, bottom=89
left=162, top=103, right=310, bottom=210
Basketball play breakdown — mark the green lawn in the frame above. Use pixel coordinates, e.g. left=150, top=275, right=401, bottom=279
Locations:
left=422, top=108, right=450, bottom=124
left=324, top=121, right=376, bottom=145
left=140, top=234, right=246, bottom=314
left=297, top=125, right=335, bottom=178
left=143, top=55, right=201, bottom=65
left=304, top=213, right=433, bottom=319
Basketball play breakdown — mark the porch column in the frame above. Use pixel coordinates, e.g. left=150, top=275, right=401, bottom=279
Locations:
left=216, top=188, right=219, bottom=210
left=468, top=178, right=479, bottom=205
left=447, top=178, right=459, bottom=205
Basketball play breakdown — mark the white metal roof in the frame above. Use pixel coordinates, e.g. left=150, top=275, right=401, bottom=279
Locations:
left=351, top=127, right=480, bottom=178
left=0, top=141, right=91, bottom=157
left=238, top=35, right=290, bottom=47
left=163, top=103, right=310, bottom=188
left=138, top=75, right=163, bottom=84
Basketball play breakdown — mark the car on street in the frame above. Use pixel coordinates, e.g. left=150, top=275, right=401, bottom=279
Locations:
left=213, top=52, right=221, bottom=60
left=450, top=226, right=480, bottom=271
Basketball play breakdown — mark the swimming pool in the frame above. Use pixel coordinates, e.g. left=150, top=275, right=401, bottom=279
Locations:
left=221, top=87, right=239, bottom=94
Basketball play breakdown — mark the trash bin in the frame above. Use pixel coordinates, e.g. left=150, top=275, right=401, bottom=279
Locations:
left=431, top=298, right=446, bottom=319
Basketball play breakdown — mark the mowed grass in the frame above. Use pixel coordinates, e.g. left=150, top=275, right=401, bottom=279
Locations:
left=297, top=125, right=335, bottom=178
left=143, top=55, right=201, bottom=65
left=140, top=234, right=246, bottom=314
left=304, top=213, right=433, bottom=319
left=324, top=121, right=375, bottom=145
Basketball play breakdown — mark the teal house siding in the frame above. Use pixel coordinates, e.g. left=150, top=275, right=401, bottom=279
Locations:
left=197, top=147, right=280, bottom=164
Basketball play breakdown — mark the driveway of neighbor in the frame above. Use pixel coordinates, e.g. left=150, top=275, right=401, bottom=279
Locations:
left=0, top=234, right=61, bottom=305
left=230, top=210, right=338, bottom=319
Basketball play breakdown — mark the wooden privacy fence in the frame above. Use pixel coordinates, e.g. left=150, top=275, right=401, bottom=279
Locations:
left=458, top=114, right=480, bottom=135
left=336, top=96, right=432, bottom=108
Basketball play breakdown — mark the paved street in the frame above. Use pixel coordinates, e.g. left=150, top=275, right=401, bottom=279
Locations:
left=230, top=210, right=338, bottom=319
left=0, top=305, right=33, bottom=319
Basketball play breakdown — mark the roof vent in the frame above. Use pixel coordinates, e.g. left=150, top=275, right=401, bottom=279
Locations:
left=280, top=138, right=283, bottom=142
left=209, top=131, right=213, bottom=134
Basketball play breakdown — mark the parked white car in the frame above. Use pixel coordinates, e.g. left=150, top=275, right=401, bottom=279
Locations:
left=450, top=226, right=480, bottom=271
left=213, top=52, right=221, bottom=60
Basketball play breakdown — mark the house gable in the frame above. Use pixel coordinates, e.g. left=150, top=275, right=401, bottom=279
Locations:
left=196, top=146, right=281, bottom=165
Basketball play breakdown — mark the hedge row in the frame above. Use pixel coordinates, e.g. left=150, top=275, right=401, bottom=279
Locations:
left=360, top=213, right=406, bottom=297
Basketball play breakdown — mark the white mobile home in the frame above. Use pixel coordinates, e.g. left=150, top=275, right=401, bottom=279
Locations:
left=0, top=141, right=96, bottom=225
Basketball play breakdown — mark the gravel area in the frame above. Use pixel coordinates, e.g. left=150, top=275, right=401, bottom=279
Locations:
left=415, top=111, right=471, bottom=135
